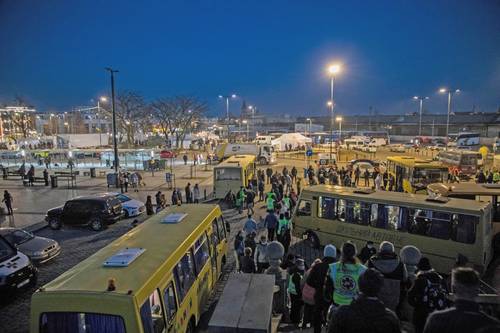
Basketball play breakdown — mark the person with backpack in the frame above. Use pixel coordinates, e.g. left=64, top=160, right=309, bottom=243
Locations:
left=327, top=268, right=401, bottom=333
left=367, top=241, right=408, bottom=315
left=254, top=235, right=269, bottom=273
left=408, top=257, right=449, bottom=333
left=307, top=245, right=337, bottom=333
left=325, top=241, right=367, bottom=307
left=288, top=257, right=306, bottom=325
left=423, top=267, right=500, bottom=333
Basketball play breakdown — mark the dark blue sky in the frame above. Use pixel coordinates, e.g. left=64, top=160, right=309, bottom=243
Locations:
left=0, top=0, right=499, bottom=117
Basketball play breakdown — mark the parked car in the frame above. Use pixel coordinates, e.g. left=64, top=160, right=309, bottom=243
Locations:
left=389, top=144, right=406, bottom=152
left=160, top=150, right=176, bottom=159
left=0, top=227, right=60, bottom=264
left=0, top=235, right=37, bottom=292
left=46, top=194, right=123, bottom=231
left=109, top=193, right=145, bottom=218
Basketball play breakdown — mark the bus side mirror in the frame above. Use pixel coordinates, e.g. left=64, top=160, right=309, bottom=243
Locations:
left=225, top=222, right=231, bottom=233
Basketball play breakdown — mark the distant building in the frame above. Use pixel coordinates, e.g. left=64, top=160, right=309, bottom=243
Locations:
left=0, top=106, right=37, bottom=141
left=36, top=107, right=112, bottom=136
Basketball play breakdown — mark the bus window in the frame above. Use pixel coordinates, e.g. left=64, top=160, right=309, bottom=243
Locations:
left=337, top=199, right=346, bottom=221
left=194, top=234, right=210, bottom=273
left=371, top=204, right=387, bottom=228
left=451, top=214, right=477, bottom=244
left=360, top=202, right=371, bottom=225
left=387, top=206, right=400, bottom=230
left=297, top=199, right=312, bottom=216
left=211, top=220, right=220, bottom=245
left=427, top=211, right=451, bottom=240
left=346, top=200, right=357, bottom=223
left=217, top=217, right=227, bottom=239
left=318, top=196, right=336, bottom=219
left=215, top=168, right=241, bottom=181
left=140, top=289, right=165, bottom=333
left=163, top=283, right=178, bottom=324
left=398, top=207, right=410, bottom=231
left=174, top=251, right=196, bottom=302
left=40, top=312, right=125, bottom=333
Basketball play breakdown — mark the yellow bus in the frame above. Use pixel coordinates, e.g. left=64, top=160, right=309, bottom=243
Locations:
left=31, top=204, right=229, bottom=333
left=292, top=185, right=492, bottom=274
left=386, top=156, right=449, bottom=193
left=213, top=154, right=256, bottom=199
left=428, top=182, right=500, bottom=254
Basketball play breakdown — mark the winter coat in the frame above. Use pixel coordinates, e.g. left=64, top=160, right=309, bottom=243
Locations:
left=306, top=256, right=336, bottom=307
left=328, top=296, right=401, bottom=333
left=254, top=241, right=268, bottom=264
left=240, top=256, right=256, bottom=273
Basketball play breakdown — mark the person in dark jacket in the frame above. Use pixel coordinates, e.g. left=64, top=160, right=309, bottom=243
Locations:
left=367, top=241, right=408, bottom=315
left=408, top=257, right=449, bottom=333
left=240, top=247, right=256, bottom=273
left=306, top=244, right=337, bottom=333
left=2, top=190, right=13, bottom=215
left=145, top=195, right=154, bottom=215
left=264, top=211, right=278, bottom=241
left=328, top=268, right=401, bottom=333
left=359, top=240, right=376, bottom=264
left=423, top=267, right=500, bottom=333
left=288, top=257, right=305, bottom=325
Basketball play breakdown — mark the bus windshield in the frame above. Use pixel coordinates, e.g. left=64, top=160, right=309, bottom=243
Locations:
left=412, top=168, right=446, bottom=184
left=215, top=168, right=241, bottom=181
left=40, top=312, right=126, bottom=333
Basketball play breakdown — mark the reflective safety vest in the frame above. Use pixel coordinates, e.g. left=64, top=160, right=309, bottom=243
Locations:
left=266, top=197, right=275, bottom=210
left=328, top=262, right=367, bottom=305
left=277, top=218, right=289, bottom=235
left=287, top=272, right=303, bottom=295
left=282, top=197, right=291, bottom=209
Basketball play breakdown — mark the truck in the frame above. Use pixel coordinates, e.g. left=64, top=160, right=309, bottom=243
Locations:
left=215, top=143, right=275, bottom=164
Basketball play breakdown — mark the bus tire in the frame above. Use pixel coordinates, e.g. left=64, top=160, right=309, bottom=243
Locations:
left=305, top=230, right=320, bottom=249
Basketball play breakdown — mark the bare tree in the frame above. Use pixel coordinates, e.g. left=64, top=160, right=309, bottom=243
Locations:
left=151, top=96, right=207, bottom=149
left=114, top=91, right=146, bottom=146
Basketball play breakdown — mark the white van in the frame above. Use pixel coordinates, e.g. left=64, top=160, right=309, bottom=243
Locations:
left=0, top=235, right=37, bottom=292
left=254, top=135, right=274, bottom=145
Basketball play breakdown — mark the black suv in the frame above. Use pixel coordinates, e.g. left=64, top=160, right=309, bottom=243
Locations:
left=46, top=194, right=123, bottom=231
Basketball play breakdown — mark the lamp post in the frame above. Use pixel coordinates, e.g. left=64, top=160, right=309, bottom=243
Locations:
left=327, top=63, right=341, bottom=161
left=242, top=120, right=249, bottom=141
left=336, top=116, right=343, bottom=142
left=97, top=96, right=107, bottom=147
left=306, top=118, right=312, bottom=136
left=413, top=96, right=429, bottom=136
left=248, top=105, right=256, bottom=140
left=439, top=88, right=460, bottom=150
left=218, top=94, right=237, bottom=139
left=105, top=67, right=119, bottom=177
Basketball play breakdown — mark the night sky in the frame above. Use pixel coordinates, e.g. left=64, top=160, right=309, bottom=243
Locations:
left=0, top=0, right=499, bottom=117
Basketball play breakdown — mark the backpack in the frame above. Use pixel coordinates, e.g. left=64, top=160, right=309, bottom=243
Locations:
left=422, top=276, right=448, bottom=310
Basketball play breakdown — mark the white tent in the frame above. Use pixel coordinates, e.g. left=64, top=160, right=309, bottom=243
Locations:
left=272, top=132, right=312, bottom=151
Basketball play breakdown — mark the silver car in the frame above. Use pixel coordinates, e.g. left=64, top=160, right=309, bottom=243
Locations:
left=0, top=227, right=61, bottom=264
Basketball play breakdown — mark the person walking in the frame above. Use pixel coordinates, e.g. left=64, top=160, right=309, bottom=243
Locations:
left=254, top=235, right=269, bottom=273
left=2, top=190, right=13, bottom=215
left=145, top=195, right=154, bottom=215
left=375, top=173, right=383, bottom=190
left=307, top=244, right=337, bottom=333
left=367, top=241, right=408, bottom=314
left=423, top=267, right=500, bottom=333
left=130, top=172, right=139, bottom=192
left=240, top=247, right=256, bottom=273
left=408, top=257, right=449, bottom=333
left=363, top=169, right=370, bottom=187
left=246, top=188, right=255, bottom=215
left=234, top=231, right=245, bottom=272
left=266, top=167, right=273, bottom=184
left=258, top=178, right=265, bottom=202
left=276, top=212, right=291, bottom=254
left=291, top=166, right=298, bottom=182
left=354, top=166, right=361, bottom=186
left=327, top=268, right=401, bottom=333
left=185, top=183, right=192, bottom=203
left=183, top=154, right=188, bottom=165
left=193, top=184, right=200, bottom=203
left=264, top=211, right=278, bottom=241
left=171, top=189, right=178, bottom=206
left=325, top=241, right=367, bottom=307
left=155, top=191, right=162, bottom=212
left=266, top=191, right=276, bottom=213
left=296, top=177, right=302, bottom=195
left=288, top=257, right=306, bottom=325
left=43, top=169, right=49, bottom=186
left=243, top=214, right=257, bottom=236
left=123, top=173, right=129, bottom=192
left=301, top=258, right=322, bottom=329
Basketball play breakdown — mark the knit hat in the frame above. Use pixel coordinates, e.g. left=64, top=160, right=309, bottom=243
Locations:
left=379, top=241, right=395, bottom=254
left=342, top=241, right=357, bottom=259
left=417, top=257, right=432, bottom=271
left=323, top=244, right=337, bottom=258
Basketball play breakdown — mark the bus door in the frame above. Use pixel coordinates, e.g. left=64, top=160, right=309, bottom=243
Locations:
left=395, top=165, right=405, bottom=192
left=209, top=219, right=220, bottom=283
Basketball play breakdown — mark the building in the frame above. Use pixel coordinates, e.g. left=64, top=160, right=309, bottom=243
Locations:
left=36, top=107, right=112, bottom=136
left=0, top=106, right=37, bottom=141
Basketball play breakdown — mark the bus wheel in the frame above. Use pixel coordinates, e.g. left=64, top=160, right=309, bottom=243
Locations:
left=305, top=231, right=320, bottom=249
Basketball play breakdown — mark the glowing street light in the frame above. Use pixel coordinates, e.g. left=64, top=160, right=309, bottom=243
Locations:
left=438, top=87, right=460, bottom=149
left=336, top=116, right=343, bottom=141
left=326, top=62, right=342, bottom=160
left=219, top=94, right=237, bottom=139
left=413, top=96, right=429, bottom=136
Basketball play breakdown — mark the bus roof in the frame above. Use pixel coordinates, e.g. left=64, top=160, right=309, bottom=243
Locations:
left=39, top=204, right=220, bottom=295
left=387, top=156, right=448, bottom=169
left=304, top=185, right=490, bottom=214
left=216, top=154, right=256, bottom=168
left=428, top=183, right=500, bottom=196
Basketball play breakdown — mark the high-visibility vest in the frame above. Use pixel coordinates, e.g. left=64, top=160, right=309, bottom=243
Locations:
left=282, top=197, right=291, bottom=208
left=277, top=218, right=289, bottom=235
left=266, top=197, right=275, bottom=210
left=328, top=262, right=367, bottom=305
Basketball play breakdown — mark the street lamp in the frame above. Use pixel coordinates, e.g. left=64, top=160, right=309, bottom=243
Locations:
left=218, top=94, right=237, bottom=139
left=412, top=96, right=429, bottom=136
left=336, top=116, right=343, bottom=141
left=248, top=105, right=256, bottom=139
left=438, top=88, right=460, bottom=149
left=97, top=96, right=107, bottom=146
left=327, top=62, right=342, bottom=161
left=105, top=67, right=119, bottom=177
left=242, top=120, right=249, bottom=141
left=306, top=118, right=312, bottom=136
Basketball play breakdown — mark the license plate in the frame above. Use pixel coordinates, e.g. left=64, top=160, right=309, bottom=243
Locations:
left=17, top=279, right=29, bottom=288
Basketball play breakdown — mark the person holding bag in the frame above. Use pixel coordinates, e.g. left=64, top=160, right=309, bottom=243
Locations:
left=301, top=258, right=322, bottom=329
